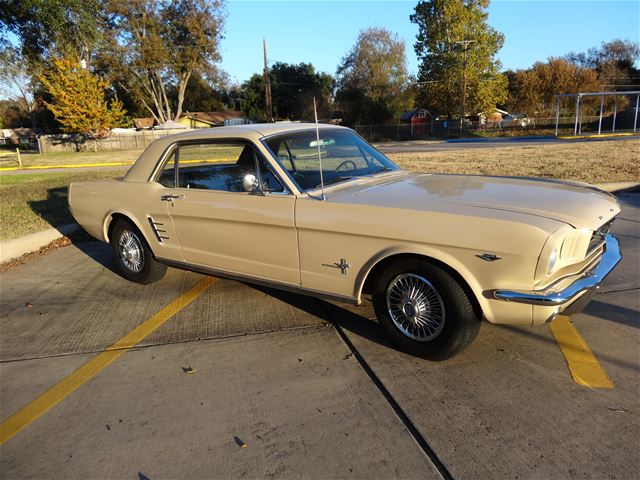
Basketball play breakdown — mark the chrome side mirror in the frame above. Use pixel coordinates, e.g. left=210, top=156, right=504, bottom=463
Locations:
left=242, top=174, right=261, bottom=194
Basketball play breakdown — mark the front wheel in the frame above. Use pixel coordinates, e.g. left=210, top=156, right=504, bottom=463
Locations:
left=111, top=219, right=167, bottom=284
left=372, top=259, right=480, bottom=360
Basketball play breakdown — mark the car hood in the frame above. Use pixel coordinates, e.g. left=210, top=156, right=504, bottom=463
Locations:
left=327, top=172, right=620, bottom=230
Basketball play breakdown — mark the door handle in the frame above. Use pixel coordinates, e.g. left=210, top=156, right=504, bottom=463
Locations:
left=161, top=194, right=185, bottom=201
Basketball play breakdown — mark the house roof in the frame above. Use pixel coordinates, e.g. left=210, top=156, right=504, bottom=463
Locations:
left=133, top=118, right=155, bottom=129
left=400, top=109, right=431, bottom=121
left=156, top=120, right=188, bottom=130
left=179, top=111, right=242, bottom=125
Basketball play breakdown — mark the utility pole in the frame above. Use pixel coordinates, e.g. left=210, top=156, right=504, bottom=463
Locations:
left=263, top=37, right=273, bottom=123
left=454, top=40, right=475, bottom=133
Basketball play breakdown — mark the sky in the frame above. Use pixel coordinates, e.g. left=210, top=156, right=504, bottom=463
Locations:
left=219, top=0, right=640, bottom=83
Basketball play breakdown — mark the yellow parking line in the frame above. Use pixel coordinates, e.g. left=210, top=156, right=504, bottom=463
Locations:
left=0, top=276, right=215, bottom=445
left=549, top=315, right=614, bottom=389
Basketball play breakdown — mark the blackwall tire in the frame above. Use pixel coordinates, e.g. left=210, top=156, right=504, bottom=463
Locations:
left=110, top=219, right=167, bottom=284
left=372, top=258, right=480, bottom=360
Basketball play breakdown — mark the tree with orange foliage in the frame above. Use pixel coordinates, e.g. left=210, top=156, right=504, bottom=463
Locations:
left=40, top=56, right=130, bottom=147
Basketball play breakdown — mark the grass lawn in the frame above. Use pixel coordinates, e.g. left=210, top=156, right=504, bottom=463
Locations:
left=0, top=170, right=122, bottom=241
left=0, top=138, right=637, bottom=242
left=390, top=138, right=640, bottom=183
left=0, top=149, right=142, bottom=168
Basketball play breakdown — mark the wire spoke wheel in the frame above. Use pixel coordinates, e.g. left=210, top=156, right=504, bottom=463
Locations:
left=118, top=230, right=145, bottom=273
left=386, top=273, right=446, bottom=342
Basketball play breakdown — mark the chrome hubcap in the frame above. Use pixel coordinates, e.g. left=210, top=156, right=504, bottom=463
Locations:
left=118, top=230, right=144, bottom=273
left=386, top=273, right=446, bottom=341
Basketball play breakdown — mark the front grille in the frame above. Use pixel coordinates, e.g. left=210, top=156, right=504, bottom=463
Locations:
left=587, top=220, right=613, bottom=254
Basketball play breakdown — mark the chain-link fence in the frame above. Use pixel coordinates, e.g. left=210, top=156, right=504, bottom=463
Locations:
left=354, top=112, right=639, bottom=142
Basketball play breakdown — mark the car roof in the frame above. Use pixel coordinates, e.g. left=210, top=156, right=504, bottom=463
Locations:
left=124, top=123, right=350, bottom=182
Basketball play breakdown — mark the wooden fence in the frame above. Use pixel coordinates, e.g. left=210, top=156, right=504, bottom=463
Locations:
left=38, top=130, right=185, bottom=153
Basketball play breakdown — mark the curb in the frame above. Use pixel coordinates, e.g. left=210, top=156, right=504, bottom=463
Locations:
left=0, top=224, right=79, bottom=264
left=557, top=133, right=639, bottom=140
left=593, top=181, right=640, bottom=193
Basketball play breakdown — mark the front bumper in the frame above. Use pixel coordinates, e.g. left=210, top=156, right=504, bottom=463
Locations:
left=492, top=234, right=621, bottom=306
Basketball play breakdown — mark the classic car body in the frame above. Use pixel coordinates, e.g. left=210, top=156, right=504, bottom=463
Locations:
left=69, top=123, right=621, bottom=359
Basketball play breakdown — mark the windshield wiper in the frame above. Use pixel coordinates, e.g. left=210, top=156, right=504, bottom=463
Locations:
left=314, top=176, right=353, bottom=188
left=369, top=167, right=394, bottom=175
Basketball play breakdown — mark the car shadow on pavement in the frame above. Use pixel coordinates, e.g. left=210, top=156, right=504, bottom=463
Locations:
left=496, top=323, right=639, bottom=372
left=248, top=284, right=400, bottom=352
left=583, top=298, right=640, bottom=329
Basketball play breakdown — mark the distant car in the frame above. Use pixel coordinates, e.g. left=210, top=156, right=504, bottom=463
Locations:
left=69, top=124, right=621, bottom=360
left=502, top=113, right=531, bottom=128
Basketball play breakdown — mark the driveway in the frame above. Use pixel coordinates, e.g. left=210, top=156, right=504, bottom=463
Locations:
left=1, top=192, right=638, bottom=479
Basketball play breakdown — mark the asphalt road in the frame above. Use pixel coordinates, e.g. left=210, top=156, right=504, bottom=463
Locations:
left=0, top=192, right=638, bottom=479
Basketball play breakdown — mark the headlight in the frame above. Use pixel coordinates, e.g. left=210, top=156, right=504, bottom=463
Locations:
left=536, top=226, right=593, bottom=280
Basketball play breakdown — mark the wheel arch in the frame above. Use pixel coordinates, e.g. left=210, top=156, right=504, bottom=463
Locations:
left=103, top=210, right=150, bottom=247
left=356, top=249, right=484, bottom=320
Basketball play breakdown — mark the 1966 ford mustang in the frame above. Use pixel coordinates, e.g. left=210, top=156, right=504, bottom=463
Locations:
left=69, top=123, right=622, bottom=359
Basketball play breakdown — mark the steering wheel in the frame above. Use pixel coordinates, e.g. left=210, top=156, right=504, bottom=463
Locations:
left=334, top=160, right=357, bottom=173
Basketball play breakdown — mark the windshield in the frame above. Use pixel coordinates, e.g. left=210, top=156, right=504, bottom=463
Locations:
left=263, top=129, right=400, bottom=191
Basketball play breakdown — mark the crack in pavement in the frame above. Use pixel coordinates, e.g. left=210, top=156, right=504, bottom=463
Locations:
left=0, top=323, right=331, bottom=364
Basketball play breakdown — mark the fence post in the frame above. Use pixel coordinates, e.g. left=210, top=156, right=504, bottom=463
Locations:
left=634, top=95, right=639, bottom=133
left=598, top=94, right=604, bottom=135
left=16, top=147, right=21, bottom=167
left=612, top=98, right=617, bottom=133
left=555, top=96, right=560, bottom=136
left=574, top=96, right=580, bottom=136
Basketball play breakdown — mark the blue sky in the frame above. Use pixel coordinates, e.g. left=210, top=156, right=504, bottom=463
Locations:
left=220, top=0, right=640, bottom=83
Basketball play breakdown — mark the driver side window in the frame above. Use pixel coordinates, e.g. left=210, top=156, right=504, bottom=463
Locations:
left=157, top=141, right=285, bottom=194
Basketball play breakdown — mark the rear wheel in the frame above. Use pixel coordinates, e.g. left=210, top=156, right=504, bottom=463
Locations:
left=372, top=259, right=480, bottom=360
left=111, top=219, right=167, bottom=284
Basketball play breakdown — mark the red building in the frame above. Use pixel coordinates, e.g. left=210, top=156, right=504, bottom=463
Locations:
left=400, top=109, right=433, bottom=138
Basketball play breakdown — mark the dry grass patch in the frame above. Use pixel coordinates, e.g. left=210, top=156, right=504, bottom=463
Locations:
left=388, top=139, right=640, bottom=184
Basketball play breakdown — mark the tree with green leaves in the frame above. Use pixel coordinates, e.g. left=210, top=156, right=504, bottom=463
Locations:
left=411, top=0, right=507, bottom=119
left=99, top=0, right=226, bottom=124
left=240, top=62, right=334, bottom=121
left=0, top=0, right=101, bottom=65
left=335, top=27, right=413, bottom=125
left=39, top=56, right=130, bottom=144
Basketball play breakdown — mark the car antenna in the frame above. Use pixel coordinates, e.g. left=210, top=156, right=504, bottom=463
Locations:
left=313, top=97, right=326, bottom=201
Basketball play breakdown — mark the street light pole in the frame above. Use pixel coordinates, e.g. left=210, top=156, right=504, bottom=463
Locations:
left=454, top=40, right=476, bottom=134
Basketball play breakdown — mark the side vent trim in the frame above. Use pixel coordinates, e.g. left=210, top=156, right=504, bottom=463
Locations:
left=148, top=217, right=169, bottom=242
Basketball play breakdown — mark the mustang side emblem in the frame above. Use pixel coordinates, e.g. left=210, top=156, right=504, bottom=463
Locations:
left=322, top=258, right=351, bottom=275
left=476, top=253, right=501, bottom=262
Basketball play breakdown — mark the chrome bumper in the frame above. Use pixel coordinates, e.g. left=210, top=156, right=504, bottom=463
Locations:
left=493, top=234, right=621, bottom=306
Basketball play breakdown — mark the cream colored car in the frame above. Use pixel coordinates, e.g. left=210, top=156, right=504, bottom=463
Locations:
left=69, top=124, right=622, bottom=359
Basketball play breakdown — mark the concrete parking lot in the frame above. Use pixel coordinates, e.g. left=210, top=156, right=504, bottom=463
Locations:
left=1, top=191, right=638, bottom=479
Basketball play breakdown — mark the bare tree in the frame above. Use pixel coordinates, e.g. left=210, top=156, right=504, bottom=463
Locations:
left=0, top=47, right=39, bottom=128
left=100, top=0, right=226, bottom=123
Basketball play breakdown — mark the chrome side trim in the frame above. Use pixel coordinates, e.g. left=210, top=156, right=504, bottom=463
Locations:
left=156, top=257, right=360, bottom=306
left=491, top=234, right=621, bottom=306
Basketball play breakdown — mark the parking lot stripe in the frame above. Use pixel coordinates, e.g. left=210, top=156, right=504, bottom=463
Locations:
left=549, top=315, right=614, bottom=389
left=0, top=276, right=215, bottom=446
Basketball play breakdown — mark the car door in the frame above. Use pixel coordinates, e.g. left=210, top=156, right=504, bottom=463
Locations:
left=161, top=139, right=299, bottom=285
